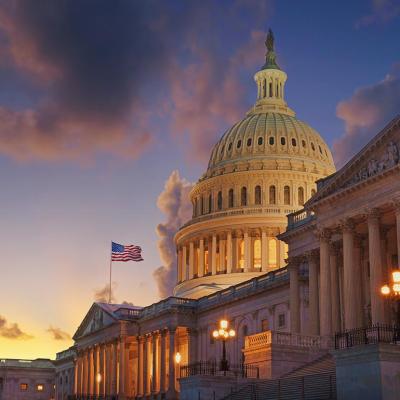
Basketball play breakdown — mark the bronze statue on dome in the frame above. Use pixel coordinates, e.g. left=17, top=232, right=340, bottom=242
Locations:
left=266, top=28, right=274, bottom=51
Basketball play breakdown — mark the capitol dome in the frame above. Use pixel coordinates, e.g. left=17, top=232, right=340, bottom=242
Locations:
left=174, top=30, right=336, bottom=299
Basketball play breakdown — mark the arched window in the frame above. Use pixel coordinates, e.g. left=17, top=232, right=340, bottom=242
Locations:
left=276, top=83, right=279, bottom=97
left=217, top=191, right=222, bottom=210
left=241, top=187, right=247, bottom=206
left=228, top=142, right=232, bottom=151
left=269, top=82, right=272, bottom=97
left=284, top=186, right=290, bottom=205
left=292, top=138, right=297, bottom=146
left=268, top=239, right=277, bottom=269
left=237, top=140, right=242, bottom=149
left=258, top=137, right=263, bottom=145
left=247, top=138, right=252, bottom=147
left=298, top=187, right=304, bottom=206
left=208, top=194, right=212, bottom=213
left=228, top=189, right=234, bottom=208
left=269, top=137, right=274, bottom=145
left=255, top=185, right=262, bottom=205
left=311, top=188, right=316, bottom=197
left=311, top=142, right=315, bottom=151
left=269, top=185, right=276, bottom=205
left=302, top=139, right=306, bottom=148
left=239, top=239, right=245, bottom=269
left=281, top=137, right=286, bottom=145
left=254, top=238, right=261, bottom=269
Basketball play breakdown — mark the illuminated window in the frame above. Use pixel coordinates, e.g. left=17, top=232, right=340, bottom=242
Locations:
left=284, top=243, right=288, bottom=262
left=228, top=189, right=234, bottom=208
left=204, top=250, right=209, bottom=274
left=37, top=384, right=44, bottom=392
left=268, top=239, right=277, bottom=269
left=284, top=186, right=290, bottom=205
left=239, top=240, right=245, bottom=269
left=298, top=187, right=304, bottom=206
left=20, top=383, right=28, bottom=391
left=241, top=187, right=247, bottom=206
left=253, top=239, right=261, bottom=269
left=254, top=185, right=262, bottom=205
left=269, top=185, right=276, bottom=204
left=217, top=191, right=222, bottom=210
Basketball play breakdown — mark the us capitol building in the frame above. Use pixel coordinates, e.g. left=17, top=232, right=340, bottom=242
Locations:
left=3, top=31, right=399, bottom=400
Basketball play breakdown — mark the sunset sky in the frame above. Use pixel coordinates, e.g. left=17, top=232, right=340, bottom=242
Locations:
left=0, top=0, right=399, bottom=359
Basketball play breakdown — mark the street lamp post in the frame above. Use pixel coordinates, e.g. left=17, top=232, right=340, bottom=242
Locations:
left=212, top=319, right=236, bottom=374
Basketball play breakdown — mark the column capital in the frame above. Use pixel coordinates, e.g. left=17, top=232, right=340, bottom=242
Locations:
left=392, top=198, right=400, bottom=214
left=329, top=241, right=341, bottom=256
left=339, top=218, right=355, bottom=232
left=160, top=328, right=168, bottom=337
left=287, top=256, right=302, bottom=268
left=186, top=327, right=198, bottom=336
left=365, top=207, right=381, bottom=222
left=316, top=227, right=331, bottom=241
left=305, top=249, right=319, bottom=263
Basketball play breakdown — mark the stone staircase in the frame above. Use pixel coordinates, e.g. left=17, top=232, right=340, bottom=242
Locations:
left=281, top=353, right=335, bottom=378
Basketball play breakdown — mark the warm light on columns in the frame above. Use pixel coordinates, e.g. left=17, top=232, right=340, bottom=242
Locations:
left=174, top=352, right=181, bottom=364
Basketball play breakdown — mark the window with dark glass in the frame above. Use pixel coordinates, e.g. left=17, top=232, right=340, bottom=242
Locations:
left=247, top=138, right=252, bottom=146
left=311, top=142, right=315, bottom=151
left=258, top=137, right=263, bottom=145
left=298, top=187, right=304, bottom=206
left=284, top=186, right=290, bottom=205
left=269, top=136, right=274, bottom=145
left=237, top=140, right=242, bottom=149
left=319, top=145, right=322, bottom=154
left=280, top=137, right=286, bottom=145
left=269, top=82, right=272, bottom=97
left=217, top=191, right=222, bottom=210
left=302, top=140, right=306, bottom=147
left=291, top=138, right=297, bottom=146
left=228, top=142, right=232, bottom=151
left=228, top=189, right=234, bottom=208
left=269, top=185, right=276, bottom=204
left=208, top=194, right=212, bottom=213
left=241, top=187, right=247, bottom=206
left=255, top=185, right=262, bottom=205
left=242, top=325, right=248, bottom=336
left=278, top=314, right=286, bottom=328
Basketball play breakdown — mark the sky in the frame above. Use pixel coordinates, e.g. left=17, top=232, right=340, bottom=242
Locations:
left=0, top=0, right=399, bottom=359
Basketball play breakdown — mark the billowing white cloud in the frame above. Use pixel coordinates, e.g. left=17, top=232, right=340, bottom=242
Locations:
left=333, top=64, right=400, bottom=167
left=153, top=170, right=193, bottom=298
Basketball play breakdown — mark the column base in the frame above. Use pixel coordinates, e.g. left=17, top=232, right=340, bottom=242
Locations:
left=165, top=388, right=178, bottom=400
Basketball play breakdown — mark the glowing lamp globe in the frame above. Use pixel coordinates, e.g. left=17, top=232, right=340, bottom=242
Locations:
left=381, top=285, right=390, bottom=295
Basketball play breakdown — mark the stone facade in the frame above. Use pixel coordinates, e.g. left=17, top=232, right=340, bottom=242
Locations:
left=0, top=358, right=55, bottom=400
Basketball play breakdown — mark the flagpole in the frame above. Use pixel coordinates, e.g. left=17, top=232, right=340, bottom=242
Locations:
left=109, top=243, right=112, bottom=304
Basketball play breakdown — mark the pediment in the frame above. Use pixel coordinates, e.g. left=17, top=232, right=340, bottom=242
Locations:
left=73, top=303, right=117, bottom=340
left=308, top=116, right=400, bottom=206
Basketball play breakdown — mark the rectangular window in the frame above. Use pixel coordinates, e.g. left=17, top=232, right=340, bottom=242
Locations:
left=261, top=319, right=269, bottom=332
left=278, top=313, right=286, bottom=328
left=36, top=384, right=44, bottom=392
left=20, top=383, right=28, bottom=391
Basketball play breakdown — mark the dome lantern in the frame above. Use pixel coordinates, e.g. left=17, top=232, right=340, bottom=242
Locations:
left=250, top=29, right=295, bottom=117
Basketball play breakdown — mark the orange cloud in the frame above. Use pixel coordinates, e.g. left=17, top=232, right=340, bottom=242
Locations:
left=0, top=315, right=33, bottom=340
left=46, top=326, right=71, bottom=341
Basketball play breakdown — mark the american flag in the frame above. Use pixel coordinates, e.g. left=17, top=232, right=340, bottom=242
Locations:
left=111, top=242, right=143, bottom=262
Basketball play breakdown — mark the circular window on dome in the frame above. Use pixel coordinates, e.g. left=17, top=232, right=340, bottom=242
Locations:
left=291, top=138, right=297, bottom=146
left=311, top=142, right=315, bottom=151
left=280, top=137, right=286, bottom=145
left=228, top=142, right=232, bottom=151
left=269, top=137, right=274, bottom=145
left=258, top=137, right=263, bottom=146
left=247, top=138, right=252, bottom=147
left=302, top=140, right=306, bottom=148
left=237, top=140, right=242, bottom=149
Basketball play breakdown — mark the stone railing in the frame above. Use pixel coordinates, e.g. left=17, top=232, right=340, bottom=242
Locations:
left=287, top=208, right=315, bottom=230
left=245, top=330, right=333, bottom=350
left=139, top=297, right=197, bottom=319
left=180, top=206, right=298, bottom=230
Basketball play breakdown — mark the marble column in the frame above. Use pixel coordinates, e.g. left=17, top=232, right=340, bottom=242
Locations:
left=207, top=237, right=212, bottom=274
left=187, top=328, right=197, bottom=363
left=88, top=348, right=93, bottom=395
left=167, top=328, right=177, bottom=398
left=137, top=336, right=143, bottom=397
left=220, top=237, right=226, bottom=272
left=342, top=219, right=358, bottom=330
left=261, top=229, right=268, bottom=272
left=330, top=245, right=341, bottom=334
left=189, top=242, right=194, bottom=279
left=394, top=201, right=400, bottom=264
left=279, top=239, right=286, bottom=267
left=160, top=330, right=167, bottom=395
left=198, top=238, right=204, bottom=277
left=182, top=245, right=187, bottom=281
left=307, top=251, right=320, bottom=335
left=177, top=248, right=182, bottom=283
left=99, top=344, right=105, bottom=396
left=93, top=345, right=99, bottom=396
left=244, top=230, right=250, bottom=272
left=367, top=209, right=385, bottom=324
left=73, top=357, right=78, bottom=395
left=289, top=260, right=301, bottom=334
left=319, top=230, right=332, bottom=336
left=76, top=353, right=82, bottom=395
left=119, top=337, right=126, bottom=398
left=354, top=236, right=364, bottom=328
left=111, top=341, right=117, bottom=395
left=226, top=231, right=233, bottom=273
left=211, top=233, right=217, bottom=275
left=152, top=332, right=158, bottom=394
left=143, top=336, right=148, bottom=396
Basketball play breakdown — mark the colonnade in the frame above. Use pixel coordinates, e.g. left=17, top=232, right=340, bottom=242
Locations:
left=74, top=328, right=193, bottom=399
left=289, top=203, right=400, bottom=336
left=177, top=229, right=287, bottom=283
